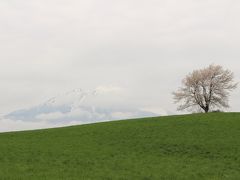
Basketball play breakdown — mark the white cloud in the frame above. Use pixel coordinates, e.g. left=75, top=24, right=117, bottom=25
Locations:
left=0, top=117, right=90, bottom=133
left=0, top=118, right=50, bottom=132
left=111, top=112, right=138, bottom=119
left=140, top=107, right=170, bottom=116
left=95, top=85, right=125, bottom=94
left=0, top=0, right=239, bottom=119
left=36, top=112, right=66, bottom=121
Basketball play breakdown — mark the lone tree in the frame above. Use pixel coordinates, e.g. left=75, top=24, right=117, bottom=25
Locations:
left=173, top=65, right=238, bottom=113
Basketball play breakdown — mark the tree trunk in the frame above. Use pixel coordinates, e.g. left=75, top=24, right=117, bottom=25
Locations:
left=204, top=106, right=209, bottom=113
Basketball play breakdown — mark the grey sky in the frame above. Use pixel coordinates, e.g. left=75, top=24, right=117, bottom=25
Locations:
left=0, top=0, right=240, bottom=115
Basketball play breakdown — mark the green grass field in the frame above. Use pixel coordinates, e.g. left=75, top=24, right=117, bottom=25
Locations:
left=0, top=113, right=240, bottom=179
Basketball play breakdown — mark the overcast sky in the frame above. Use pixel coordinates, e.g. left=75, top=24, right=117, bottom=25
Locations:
left=0, top=0, right=240, bottom=116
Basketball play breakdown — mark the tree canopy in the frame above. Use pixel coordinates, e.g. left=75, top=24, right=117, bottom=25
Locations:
left=173, top=65, right=238, bottom=113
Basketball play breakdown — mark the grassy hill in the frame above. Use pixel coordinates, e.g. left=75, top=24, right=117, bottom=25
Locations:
left=0, top=113, right=240, bottom=179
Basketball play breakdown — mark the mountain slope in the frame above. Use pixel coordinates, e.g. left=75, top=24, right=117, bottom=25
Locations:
left=0, top=113, right=240, bottom=179
left=4, top=88, right=159, bottom=130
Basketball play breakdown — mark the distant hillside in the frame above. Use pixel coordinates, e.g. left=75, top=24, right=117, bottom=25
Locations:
left=0, top=113, right=240, bottom=179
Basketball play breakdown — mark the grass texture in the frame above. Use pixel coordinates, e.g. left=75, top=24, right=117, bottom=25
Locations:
left=0, top=113, right=240, bottom=179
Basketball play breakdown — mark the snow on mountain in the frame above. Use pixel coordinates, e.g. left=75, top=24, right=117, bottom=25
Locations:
left=4, top=87, right=160, bottom=127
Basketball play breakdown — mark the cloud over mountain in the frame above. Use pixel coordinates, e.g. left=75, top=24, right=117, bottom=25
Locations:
left=1, top=86, right=166, bottom=132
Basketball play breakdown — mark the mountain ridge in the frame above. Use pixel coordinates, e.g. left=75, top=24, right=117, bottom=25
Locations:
left=3, top=88, right=162, bottom=130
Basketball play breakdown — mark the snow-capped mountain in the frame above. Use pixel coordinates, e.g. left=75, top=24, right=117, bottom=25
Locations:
left=5, top=87, right=159, bottom=126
